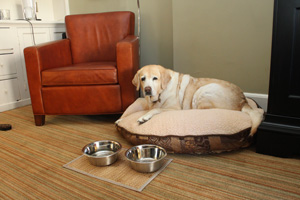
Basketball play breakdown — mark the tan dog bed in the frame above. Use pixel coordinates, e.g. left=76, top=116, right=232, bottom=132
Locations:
left=116, top=99, right=262, bottom=154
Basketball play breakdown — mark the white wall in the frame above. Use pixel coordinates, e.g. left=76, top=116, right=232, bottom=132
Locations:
left=0, top=0, right=66, bottom=22
left=0, top=0, right=24, bottom=20
left=139, top=0, right=173, bottom=68
left=172, top=0, right=274, bottom=94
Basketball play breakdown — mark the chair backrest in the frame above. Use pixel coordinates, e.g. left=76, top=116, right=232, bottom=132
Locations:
left=65, top=12, right=135, bottom=64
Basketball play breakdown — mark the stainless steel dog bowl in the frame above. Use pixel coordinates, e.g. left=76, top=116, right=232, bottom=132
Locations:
left=82, top=140, right=122, bottom=166
left=125, top=144, right=167, bottom=173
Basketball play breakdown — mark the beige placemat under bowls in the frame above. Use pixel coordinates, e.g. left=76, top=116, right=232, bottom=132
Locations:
left=63, top=148, right=172, bottom=192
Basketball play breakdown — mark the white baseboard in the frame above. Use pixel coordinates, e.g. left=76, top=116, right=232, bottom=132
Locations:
left=244, top=92, right=268, bottom=111
left=0, top=98, right=31, bottom=113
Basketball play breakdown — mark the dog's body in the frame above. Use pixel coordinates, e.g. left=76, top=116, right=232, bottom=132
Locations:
left=120, top=65, right=263, bottom=136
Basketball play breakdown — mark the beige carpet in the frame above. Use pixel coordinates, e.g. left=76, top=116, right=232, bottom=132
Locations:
left=0, top=105, right=300, bottom=199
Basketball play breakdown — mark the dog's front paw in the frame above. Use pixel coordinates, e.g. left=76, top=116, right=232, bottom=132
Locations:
left=137, top=114, right=152, bottom=124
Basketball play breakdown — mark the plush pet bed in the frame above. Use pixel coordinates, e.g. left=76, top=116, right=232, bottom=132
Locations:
left=116, top=98, right=263, bottom=154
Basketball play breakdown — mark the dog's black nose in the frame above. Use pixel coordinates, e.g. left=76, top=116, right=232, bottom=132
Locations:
left=144, top=86, right=152, bottom=96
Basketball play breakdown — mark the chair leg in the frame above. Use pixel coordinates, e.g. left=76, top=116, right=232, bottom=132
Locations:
left=34, top=115, right=45, bottom=126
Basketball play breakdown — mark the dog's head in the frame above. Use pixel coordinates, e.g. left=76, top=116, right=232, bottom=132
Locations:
left=132, top=65, right=171, bottom=102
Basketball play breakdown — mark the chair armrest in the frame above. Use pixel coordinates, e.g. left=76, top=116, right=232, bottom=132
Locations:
left=24, top=39, right=72, bottom=71
left=116, top=35, right=140, bottom=111
left=24, top=39, right=72, bottom=114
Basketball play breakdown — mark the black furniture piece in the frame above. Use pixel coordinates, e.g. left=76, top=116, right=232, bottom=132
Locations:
left=256, top=0, right=300, bottom=157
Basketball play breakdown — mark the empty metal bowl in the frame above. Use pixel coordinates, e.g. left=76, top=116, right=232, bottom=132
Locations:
left=82, top=140, right=122, bottom=166
left=125, top=144, right=167, bottom=173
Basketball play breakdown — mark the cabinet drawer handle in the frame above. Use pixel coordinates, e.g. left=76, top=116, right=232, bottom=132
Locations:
left=0, top=53, right=13, bottom=55
left=0, top=48, right=14, bottom=51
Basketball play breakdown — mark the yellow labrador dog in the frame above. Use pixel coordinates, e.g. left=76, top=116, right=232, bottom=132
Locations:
left=120, top=65, right=264, bottom=136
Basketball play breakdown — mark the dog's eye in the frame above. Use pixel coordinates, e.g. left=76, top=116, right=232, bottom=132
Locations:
left=153, top=77, right=158, bottom=81
left=141, top=77, right=146, bottom=81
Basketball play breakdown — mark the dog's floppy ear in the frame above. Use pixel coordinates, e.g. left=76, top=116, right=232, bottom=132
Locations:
left=161, top=68, right=171, bottom=90
left=132, top=71, right=140, bottom=91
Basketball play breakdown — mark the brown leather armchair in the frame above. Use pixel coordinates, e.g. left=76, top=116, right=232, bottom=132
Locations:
left=24, top=12, right=139, bottom=126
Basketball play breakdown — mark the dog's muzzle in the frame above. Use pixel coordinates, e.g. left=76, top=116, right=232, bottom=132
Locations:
left=144, top=86, right=152, bottom=96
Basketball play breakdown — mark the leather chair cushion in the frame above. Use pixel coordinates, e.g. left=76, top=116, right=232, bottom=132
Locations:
left=42, top=62, right=117, bottom=86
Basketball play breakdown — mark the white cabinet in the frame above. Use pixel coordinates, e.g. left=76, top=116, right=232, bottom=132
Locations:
left=0, top=79, right=21, bottom=106
left=0, top=26, right=21, bottom=110
left=18, top=28, right=51, bottom=47
left=0, top=21, right=65, bottom=112
left=49, top=27, right=66, bottom=41
left=0, top=27, right=19, bottom=80
left=0, top=52, right=18, bottom=78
